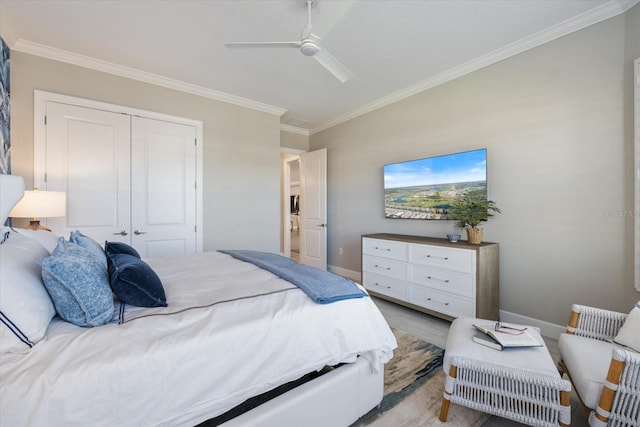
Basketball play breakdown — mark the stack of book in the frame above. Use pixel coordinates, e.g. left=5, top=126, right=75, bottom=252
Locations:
left=472, top=322, right=543, bottom=351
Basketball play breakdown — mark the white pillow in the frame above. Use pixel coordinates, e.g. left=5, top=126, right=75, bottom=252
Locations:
left=0, top=231, right=56, bottom=353
left=614, top=302, right=640, bottom=353
left=15, top=229, right=60, bottom=254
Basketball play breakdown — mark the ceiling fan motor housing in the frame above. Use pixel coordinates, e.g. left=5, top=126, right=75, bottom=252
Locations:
left=300, top=39, right=319, bottom=56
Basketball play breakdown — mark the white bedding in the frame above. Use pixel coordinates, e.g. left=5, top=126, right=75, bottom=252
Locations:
left=0, top=251, right=396, bottom=427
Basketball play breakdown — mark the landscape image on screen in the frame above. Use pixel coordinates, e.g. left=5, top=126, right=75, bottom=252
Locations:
left=384, top=148, right=487, bottom=220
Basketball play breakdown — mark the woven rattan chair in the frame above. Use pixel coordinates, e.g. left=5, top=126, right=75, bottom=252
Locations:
left=558, top=304, right=640, bottom=426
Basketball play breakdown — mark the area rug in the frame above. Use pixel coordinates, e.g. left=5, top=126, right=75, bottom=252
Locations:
left=357, top=328, right=489, bottom=427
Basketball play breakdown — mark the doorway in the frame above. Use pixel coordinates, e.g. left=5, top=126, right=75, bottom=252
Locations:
left=282, top=152, right=301, bottom=261
left=281, top=148, right=328, bottom=269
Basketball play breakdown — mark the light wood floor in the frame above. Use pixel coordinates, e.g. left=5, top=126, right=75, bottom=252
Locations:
left=290, top=229, right=299, bottom=262
left=371, top=297, right=590, bottom=427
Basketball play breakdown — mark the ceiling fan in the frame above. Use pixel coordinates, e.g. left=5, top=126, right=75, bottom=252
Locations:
left=224, top=0, right=353, bottom=83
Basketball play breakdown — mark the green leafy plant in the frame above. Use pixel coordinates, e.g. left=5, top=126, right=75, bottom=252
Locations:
left=448, top=197, right=501, bottom=230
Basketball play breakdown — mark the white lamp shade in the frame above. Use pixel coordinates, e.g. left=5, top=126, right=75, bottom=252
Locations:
left=9, top=190, right=66, bottom=218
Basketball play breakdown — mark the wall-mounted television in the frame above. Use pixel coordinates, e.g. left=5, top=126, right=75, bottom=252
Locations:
left=384, top=148, right=487, bottom=220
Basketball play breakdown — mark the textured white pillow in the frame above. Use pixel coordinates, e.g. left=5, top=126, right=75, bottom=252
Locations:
left=614, top=302, right=640, bottom=353
left=0, top=231, right=56, bottom=353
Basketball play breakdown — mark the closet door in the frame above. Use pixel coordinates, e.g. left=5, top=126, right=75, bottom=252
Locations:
left=44, top=102, right=131, bottom=244
left=131, top=117, right=197, bottom=257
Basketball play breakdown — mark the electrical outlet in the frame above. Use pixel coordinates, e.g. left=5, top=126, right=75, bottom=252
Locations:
left=339, top=247, right=344, bottom=255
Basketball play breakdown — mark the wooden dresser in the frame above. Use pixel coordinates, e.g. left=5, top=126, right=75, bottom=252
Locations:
left=361, top=233, right=499, bottom=321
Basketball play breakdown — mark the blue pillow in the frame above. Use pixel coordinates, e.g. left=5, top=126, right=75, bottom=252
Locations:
left=107, top=253, right=167, bottom=307
left=38, top=238, right=114, bottom=327
left=70, top=231, right=107, bottom=270
left=104, top=241, right=140, bottom=259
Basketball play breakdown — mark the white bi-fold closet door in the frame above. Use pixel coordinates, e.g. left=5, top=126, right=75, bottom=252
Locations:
left=36, top=93, right=201, bottom=258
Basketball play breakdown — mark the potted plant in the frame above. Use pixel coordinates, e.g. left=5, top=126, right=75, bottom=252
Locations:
left=448, top=196, right=501, bottom=244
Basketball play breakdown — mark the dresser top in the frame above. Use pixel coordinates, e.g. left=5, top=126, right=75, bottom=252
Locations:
left=362, top=233, right=498, bottom=249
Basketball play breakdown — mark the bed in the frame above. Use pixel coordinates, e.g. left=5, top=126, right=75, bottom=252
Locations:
left=0, top=174, right=397, bottom=427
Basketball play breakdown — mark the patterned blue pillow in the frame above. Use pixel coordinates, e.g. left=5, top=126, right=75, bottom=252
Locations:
left=107, top=253, right=166, bottom=307
left=104, top=241, right=140, bottom=259
left=38, top=238, right=114, bottom=327
left=70, top=230, right=107, bottom=270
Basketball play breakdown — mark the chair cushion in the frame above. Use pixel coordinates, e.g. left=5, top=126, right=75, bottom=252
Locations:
left=559, top=333, right=623, bottom=409
left=614, top=302, right=640, bottom=352
left=444, top=317, right=558, bottom=376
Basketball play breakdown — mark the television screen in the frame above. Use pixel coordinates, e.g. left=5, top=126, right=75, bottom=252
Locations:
left=384, top=148, right=487, bottom=220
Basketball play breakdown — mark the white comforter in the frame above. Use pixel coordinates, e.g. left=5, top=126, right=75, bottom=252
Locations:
left=0, top=252, right=396, bottom=427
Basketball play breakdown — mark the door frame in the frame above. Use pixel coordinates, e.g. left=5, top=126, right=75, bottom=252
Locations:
left=33, top=90, right=204, bottom=252
left=281, top=149, right=303, bottom=258
left=635, top=57, right=639, bottom=291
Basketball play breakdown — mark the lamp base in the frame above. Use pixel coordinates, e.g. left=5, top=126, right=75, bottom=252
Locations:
left=25, top=220, right=51, bottom=232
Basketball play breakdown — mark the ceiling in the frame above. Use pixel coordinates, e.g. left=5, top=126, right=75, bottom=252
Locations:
left=0, top=0, right=636, bottom=134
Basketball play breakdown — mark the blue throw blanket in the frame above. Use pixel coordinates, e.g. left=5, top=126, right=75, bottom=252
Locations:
left=219, top=250, right=368, bottom=304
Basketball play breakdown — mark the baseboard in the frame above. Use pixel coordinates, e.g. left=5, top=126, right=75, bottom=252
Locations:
left=499, top=310, right=566, bottom=341
left=327, top=265, right=566, bottom=340
left=328, top=265, right=361, bottom=283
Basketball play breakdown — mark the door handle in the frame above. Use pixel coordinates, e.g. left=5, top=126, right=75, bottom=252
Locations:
left=113, top=230, right=128, bottom=236
left=134, top=230, right=147, bottom=235
left=317, top=223, right=328, bottom=228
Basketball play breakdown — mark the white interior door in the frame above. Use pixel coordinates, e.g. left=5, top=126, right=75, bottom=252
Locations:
left=42, top=101, right=197, bottom=258
left=131, top=117, right=197, bottom=258
left=299, top=148, right=327, bottom=269
left=44, top=102, right=131, bottom=244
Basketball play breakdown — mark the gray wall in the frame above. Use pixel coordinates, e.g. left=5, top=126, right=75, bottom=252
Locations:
left=10, top=52, right=282, bottom=253
left=310, top=10, right=640, bottom=325
left=280, top=130, right=309, bottom=151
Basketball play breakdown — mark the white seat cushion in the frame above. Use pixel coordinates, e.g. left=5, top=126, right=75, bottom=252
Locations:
left=558, top=333, right=623, bottom=410
left=444, top=317, right=558, bottom=377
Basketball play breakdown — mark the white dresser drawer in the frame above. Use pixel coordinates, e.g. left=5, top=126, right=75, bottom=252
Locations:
left=362, top=255, right=408, bottom=280
left=409, top=265, right=475, bottom=297
left=409, top=243, right=476, bottom=273
left=410, top=285, right=475, bottom=318
left=363, top=272, right=408, bottom=301
left=363, top=238, right=408, bottom=261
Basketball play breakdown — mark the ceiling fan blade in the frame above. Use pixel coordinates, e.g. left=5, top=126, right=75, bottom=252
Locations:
left=313, top=46, right=353, bottom=83
left=224, top=41, right=301, bottom=49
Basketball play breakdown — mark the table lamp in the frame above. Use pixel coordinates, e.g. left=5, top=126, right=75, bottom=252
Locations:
left=9, top=189, right=66, bottom=231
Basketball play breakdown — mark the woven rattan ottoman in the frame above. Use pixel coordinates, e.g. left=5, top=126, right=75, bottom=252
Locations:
left=439, top=317, right=572, bottom=427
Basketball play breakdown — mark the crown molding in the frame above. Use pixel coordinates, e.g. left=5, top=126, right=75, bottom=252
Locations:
left=5, top=0, right=635, bottom=134
left=618, top=0, right=640, bottom=13
left=309, top=0, right=638, bottom=134
left=10, top=39, right=288, bottom=117
left=280, top=124, right=310, bottom=136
